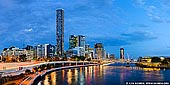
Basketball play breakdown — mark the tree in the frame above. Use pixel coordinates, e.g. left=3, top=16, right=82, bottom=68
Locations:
left=74, top=56, right=85, bottom=61
left=19, top=54, right=27, bottom=62
left=80, top=56, right=85, bottom=61
left=86, top=58, right=91, bottom=61
left=161, top=59, right=169, bottom=65
left=151, top=57, right=161, bottom=62
left=137, top=57, right=143, bottom=62
left=3, top=48, right=8, bottom=51
left=25, top=69, right=31, bottom=74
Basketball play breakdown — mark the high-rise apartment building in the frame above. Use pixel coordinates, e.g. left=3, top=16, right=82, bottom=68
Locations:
left=56, top=9, right=64, bottom=57
left=78, top=35, right=85, bottom=48
left=69, top=35, right=85, bottom=49
left=34, top=44, right=55, bottom=58
left=120, top=48, right=124, bottom=60
left=94, top=43, right=103, bottom=59
left=69, top=35, right=78, bottom=49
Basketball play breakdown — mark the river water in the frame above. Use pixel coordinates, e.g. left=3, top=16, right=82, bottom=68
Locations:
left=38, top=63, right=170, bottom=85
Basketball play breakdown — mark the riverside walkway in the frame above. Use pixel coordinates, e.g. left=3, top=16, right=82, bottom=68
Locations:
left=0, top=61, right=98, bottom=85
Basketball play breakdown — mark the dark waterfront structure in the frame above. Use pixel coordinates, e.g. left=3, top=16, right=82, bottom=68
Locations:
left=56, top=9, right=64, bottom=57
left=120, top=48, right=124, bottom=60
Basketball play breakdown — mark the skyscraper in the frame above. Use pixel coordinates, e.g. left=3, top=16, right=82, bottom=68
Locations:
left=69, top=35, right=85, bottom=49
left=78, top=35, right=85, bottom=48
left=56, top=9, right=64, bottom=57
left=69, top=35, right=78, bottom=49
left=94, top=43, right=103, bottom=59
left=120, top=48, right=124, bottom=60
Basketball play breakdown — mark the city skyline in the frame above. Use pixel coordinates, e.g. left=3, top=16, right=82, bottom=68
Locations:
left=0, top=0, right=170, bottom=58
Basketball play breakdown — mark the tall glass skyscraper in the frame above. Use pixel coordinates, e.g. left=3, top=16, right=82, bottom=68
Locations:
left=69, top=35, right=78, bottom=49
left=94, top=43, right=103, bottom=59
left=78, top=35, right=85, bottom=48
left=69, top=35, right=85, bottom=49
left=56, top=9, right=64, bottom=57
left=120, top=48, right=124, bottom=60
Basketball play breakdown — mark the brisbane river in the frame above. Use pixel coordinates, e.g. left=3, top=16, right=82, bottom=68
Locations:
left=38, top=63, right=170, bottom=85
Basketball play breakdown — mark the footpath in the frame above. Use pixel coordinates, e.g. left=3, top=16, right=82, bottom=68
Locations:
left=0, top=61, right=98, bottom=85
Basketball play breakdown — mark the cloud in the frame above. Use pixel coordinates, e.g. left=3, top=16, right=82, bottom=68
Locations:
left=87, top=30, right=157, bottom=47
left=87, top=37, right=131, bottom=47
left=135, top=0, right=146, bottom=6
left=0, top=0, right=59, bottom=47
left=134, top=0, right=170, bottom=23
left=121, top=31, right=157, bottom=42
left=23, top=28, right=33, bottom=32
left=130, top=24, right=148, bottom=28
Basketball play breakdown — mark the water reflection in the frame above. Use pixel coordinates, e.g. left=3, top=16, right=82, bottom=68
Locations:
left=51, top=72, right=56, bottom=85
left=67, top=69, right=72, bottom=84
left=39, top=63, right=170, bottom=85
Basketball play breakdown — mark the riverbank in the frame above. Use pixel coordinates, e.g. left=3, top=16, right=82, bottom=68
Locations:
left=0, top=61, right=98, bottom=85
left=0, top=61, right=44, bottom=71
left=30, top=64, right=98, bottom=85
left=135, top=62, right=170, bottom=69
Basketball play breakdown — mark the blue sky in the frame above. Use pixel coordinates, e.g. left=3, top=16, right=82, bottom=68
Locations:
left=0, top=0, right=170, bottom=58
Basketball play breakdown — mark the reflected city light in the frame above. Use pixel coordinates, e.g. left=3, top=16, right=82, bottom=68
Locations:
left=74, top=68, right=78, bottom=82
left=67, top=69, right=72, bottom=84
left=40, top=64, right=168, bottom=85
left=143, top=68, right=164, bottom=81
left=143, top=68, right=160, bottom=71
left=99, top=65, right=103, bottom=78
left=89, top=66, right=92, bottom=77
left=85, top=67, right=88, bottom=77
left=51, top=72, right=56, bottom=85
left=62, top=70, right=65, bottom=81
left=44, top=75, right=49, bottom=85
left=120, top=69, right=124, bottom=85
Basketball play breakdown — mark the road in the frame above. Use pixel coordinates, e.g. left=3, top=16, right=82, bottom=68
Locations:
left=0, top=61, right=44, bottom=71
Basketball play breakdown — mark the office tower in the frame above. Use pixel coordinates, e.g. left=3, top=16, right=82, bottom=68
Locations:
left=85, top=44, right=90, bottom=51
left=120, top=48, right=124, bottom=60
left=94, top=43, right=103, bottom=59
left=34, top=44, right=55, bottom=58
left=56, top=9, right=64, bottom=57
left=69, top=35, right=86, bottom=49
left=34, top=45, right=44, bottom=58
left=69, top=35, right=78, bottom=49
left=102, top=49, right=106, bottom=59
left=44, top=44, right=55, bottom=58
left=78, top=35, right=85, bottom=48
left=72, top=47, right=85, bottom=57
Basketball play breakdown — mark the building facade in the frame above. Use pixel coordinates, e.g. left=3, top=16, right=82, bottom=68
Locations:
left=34, top=44, right=55, bottom=59
left=85, top=47, right=94, bottom=59
left=94, top=43, right=103, bottom=60
left=56, top=9, right=64, bottom=57
left=23, top=45, right=34, bottom=60
left=78, top=35, right=85, bottom=48
left=120, top=48, right=124, bottom=60
left=69, top=35, right=85, bottom=49
left=1, top=47, right=27, bottom=62
left=46, top=44, right=55, bottom=57
left=72, top=47, right=85, bottom=57
left=69, top=35, right=78, bottom=49
left=34, top=45, right=44, bottom=58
